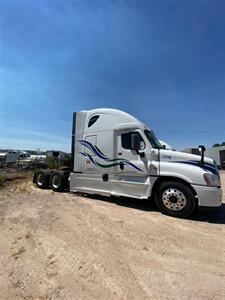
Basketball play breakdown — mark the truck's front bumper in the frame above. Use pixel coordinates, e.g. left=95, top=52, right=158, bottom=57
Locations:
left=192, top=185, right=223, bottom=207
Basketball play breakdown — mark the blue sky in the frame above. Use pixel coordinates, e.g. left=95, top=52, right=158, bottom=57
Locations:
left=0, top=0, right=224, bottom=152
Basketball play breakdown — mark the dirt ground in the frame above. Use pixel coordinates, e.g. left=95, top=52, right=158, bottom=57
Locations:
left=0, top=172, right=224, bottom=300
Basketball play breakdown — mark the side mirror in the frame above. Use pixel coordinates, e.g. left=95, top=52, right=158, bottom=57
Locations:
left=131, top=133, right=141, bottom=151
left=198, top=145, right=205, bottom=165
left=198, top=145, right=205, bottom=152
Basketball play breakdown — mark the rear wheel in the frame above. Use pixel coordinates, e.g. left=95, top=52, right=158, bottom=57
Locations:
left=155, top=181, right=196, bottom=218
left=50, top=172, right=67, bottom=192
left=35, top=171, right=50, bottom=189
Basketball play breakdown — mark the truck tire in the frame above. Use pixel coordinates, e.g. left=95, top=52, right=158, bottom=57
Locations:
left=155, top=181, right=196, bottom=218
left=50, top=172, right=67, bottom=192
left=35, top=171, right=50, bottom=189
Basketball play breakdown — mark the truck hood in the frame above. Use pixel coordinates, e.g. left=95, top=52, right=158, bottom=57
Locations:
left=159, top=149, right=218, bottom=175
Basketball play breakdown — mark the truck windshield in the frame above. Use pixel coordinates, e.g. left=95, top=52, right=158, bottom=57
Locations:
left=144, top=130, right=162, bottom=149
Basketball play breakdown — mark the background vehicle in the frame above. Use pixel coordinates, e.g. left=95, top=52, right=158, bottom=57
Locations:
left=0, top=150, right=29, bottom=166
left=205, top=145, right=225, bottom=169
left=221, top=161, right=225, bottom=170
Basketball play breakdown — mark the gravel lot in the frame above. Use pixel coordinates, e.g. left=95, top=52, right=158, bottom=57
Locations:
left=0, top=172, right=224, bottom=299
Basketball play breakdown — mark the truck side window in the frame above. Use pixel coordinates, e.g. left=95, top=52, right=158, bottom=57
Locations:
left=121, top=132, right=145, bottom=150
left=88, top=115, right=100, bottom=127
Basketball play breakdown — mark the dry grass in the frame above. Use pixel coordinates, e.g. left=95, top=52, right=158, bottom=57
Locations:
left=0, top=172, right=224, bottom=299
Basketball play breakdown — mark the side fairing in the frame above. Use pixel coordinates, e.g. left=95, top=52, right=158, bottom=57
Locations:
left=72, top=111, right=87, bottom=172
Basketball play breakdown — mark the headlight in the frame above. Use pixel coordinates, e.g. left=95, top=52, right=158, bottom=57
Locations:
left=203, top=173, right=219, bottom=187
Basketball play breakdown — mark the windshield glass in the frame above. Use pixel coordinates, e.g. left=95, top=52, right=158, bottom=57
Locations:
left=144, top=130, right=162, bottom=149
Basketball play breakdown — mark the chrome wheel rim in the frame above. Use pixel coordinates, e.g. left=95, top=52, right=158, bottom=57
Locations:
left=162, top=188, right=187, bottom=211
left=52, top=175, right=61, bottom=189
left=37, top=173, right=44, bottom=186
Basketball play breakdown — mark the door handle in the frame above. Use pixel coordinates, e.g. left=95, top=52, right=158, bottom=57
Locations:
left=102, top=174, right=108, bottom=182
left=119, top=162, right=124, bottom=170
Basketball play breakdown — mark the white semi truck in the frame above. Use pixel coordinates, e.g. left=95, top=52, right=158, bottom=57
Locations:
left=34, top=108, right=222, bottom=218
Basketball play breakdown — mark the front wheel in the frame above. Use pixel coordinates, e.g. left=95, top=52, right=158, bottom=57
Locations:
left=155, top=181, right=196, bottom=218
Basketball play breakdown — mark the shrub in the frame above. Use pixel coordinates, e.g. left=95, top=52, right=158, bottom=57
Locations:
left=0, top=175, right=6, bottom=186
left=45, top=156, right=59, bottom=169
left=64, top=154, right=72, bottom=167
left=212, top=142, right=225, bottom=147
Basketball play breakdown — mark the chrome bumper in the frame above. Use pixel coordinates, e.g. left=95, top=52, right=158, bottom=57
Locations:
left=192, top=185, right=223, bottom=207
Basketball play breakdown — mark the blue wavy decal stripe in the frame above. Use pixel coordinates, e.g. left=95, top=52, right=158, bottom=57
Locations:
left=173, top=160, right=217, bottom=175
left=80, top=152, right=143, bottom=171
left=184, top=160, right=217, bottom=175
left=79, top=140, right=109, bottom=159
left=95, top=145, right=107, bottom=158
left=79, top=140, right=143, bottom=172
left=79, top=152, right=98, bottom=166
left=190, top=160, right=218, bottom=175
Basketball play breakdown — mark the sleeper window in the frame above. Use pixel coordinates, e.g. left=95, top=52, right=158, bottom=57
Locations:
left=88, top=115, right=99, bottom=127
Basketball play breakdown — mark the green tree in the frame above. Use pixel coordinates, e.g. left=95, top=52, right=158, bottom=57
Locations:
left=0, top=175, right=6, bottom=186
left=45, top=156, right=59, bottom=169
left=64, top=154, right=72, bottom=167
left=212, top=143, right=220, bottom=147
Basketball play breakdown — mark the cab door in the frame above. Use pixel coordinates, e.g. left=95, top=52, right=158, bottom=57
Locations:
left=110, top=129, right=152, bottom=199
